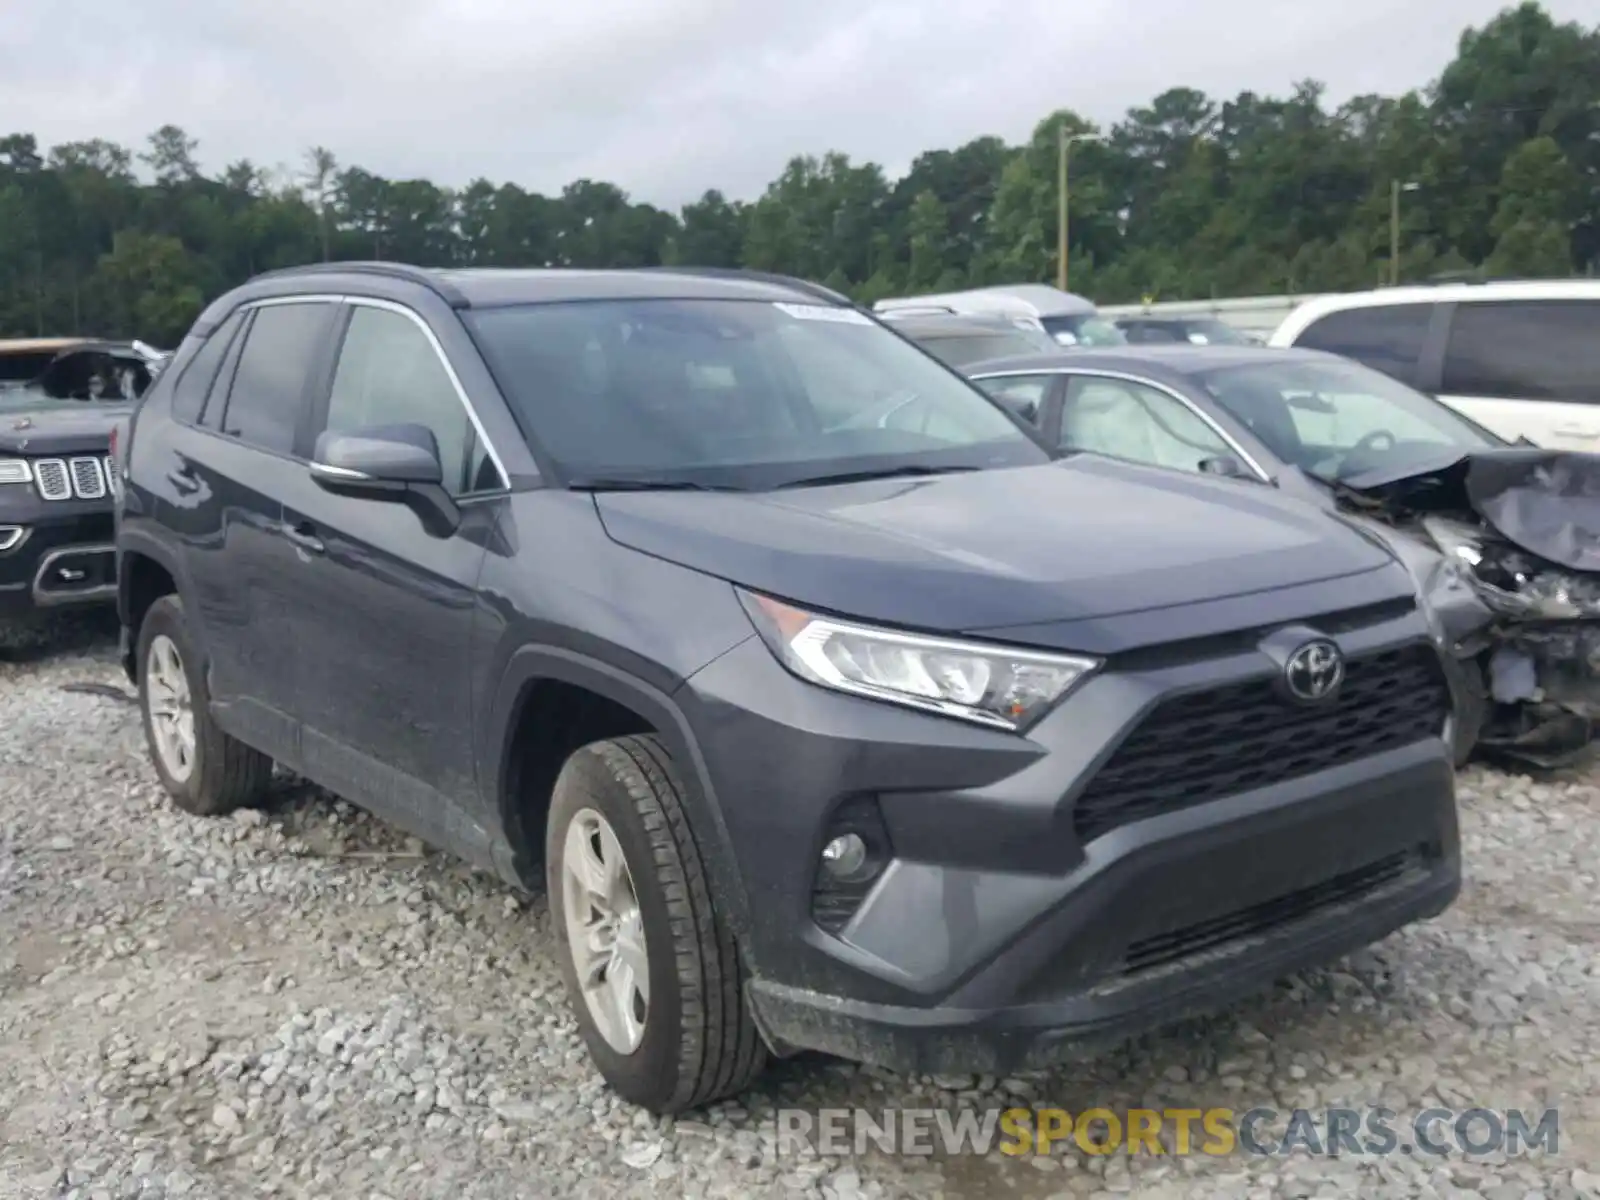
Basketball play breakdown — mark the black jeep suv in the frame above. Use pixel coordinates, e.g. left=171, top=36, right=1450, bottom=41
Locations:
left=115, top=263, right=1461, bottom=1112
left=1, top=339, right=166, bottom=624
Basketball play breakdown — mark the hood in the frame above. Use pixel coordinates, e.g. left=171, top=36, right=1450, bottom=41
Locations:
left=1339, top=447, right=1600, bottom=574
left=0, top=400, right=131, bottom=455
left=594, top=457, right=1398, bottom=635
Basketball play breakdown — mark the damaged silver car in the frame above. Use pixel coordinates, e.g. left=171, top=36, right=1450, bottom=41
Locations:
left=963, top=345, right=1598, bottom=769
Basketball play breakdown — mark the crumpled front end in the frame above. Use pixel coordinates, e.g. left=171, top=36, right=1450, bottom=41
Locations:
left=1338, top=449, right=1600, bottom=769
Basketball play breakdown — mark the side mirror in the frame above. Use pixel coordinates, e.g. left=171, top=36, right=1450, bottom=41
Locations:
left=1199, top=454, right=1255, bottom=481
left=310, top=423, right=459, bottom=535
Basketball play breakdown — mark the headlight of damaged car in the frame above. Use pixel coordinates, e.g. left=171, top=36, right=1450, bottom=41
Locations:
left=739, top=590, right=1099, bottom=730
left=0, top=459, right=31, bottom=486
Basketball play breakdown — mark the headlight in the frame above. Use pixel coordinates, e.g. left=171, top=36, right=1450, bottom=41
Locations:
left=0, top=459, right=31, bottom=486
left=739, top=590, right=1099, bottom=731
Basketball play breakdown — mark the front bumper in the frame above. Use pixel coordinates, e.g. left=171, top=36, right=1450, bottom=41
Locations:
left=0, top=506, right=116, bottom=618
left=676, top=602, right=1460, bottom=1074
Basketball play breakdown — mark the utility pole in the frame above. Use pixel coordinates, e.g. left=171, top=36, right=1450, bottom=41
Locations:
left=1390, top=180, right=1418, bottom=287
left=1058, top=130, right=1099, bottom=292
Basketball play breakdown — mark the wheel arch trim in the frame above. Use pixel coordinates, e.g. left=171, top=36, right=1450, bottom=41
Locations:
left=484, top=644, right=756, bottom=955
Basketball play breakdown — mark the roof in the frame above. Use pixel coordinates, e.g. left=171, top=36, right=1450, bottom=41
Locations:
left=441, top=267, right=841, bottom=307
left=960, top=344, right=1336, bottom=380
left=885, top=312, right=1043, bottom=337
left=1273, top=278, right=1600, bottom=345
left=240, top=263, right=850, bottom=310
left=875, top=284, right=1095, bottom=318
left=1114, top=314, right=1226, bottom=325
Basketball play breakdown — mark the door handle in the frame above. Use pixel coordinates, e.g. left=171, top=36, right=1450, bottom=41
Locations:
left=282, top=521, right=324, bottom=555
left=1552, top=424, right=1600, bottom=439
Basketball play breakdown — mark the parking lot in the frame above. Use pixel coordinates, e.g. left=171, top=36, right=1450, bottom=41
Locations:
left=0, top=619, right=1594, bottom=1200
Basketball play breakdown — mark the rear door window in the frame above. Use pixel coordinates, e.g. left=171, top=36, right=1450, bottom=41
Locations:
left=216, top=302, right=332, bottom=455
left=1441, top=300, right=1600, bottom=404
left=1292, top=303, right=1432, bottom=386
left=171, top=310, right=246, bottom=424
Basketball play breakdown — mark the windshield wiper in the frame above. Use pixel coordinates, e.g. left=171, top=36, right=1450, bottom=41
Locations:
left=775, top=464, right=981, bottom=489
left=566, top=477, right=740, bottom=493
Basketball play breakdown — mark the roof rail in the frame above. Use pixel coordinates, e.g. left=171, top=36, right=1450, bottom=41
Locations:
left=640, top=266, right=857, bottom=308
left=1417, top=270, right=1555, bottom=286
left=251, top=261, right=470, bottom=308
left=877, top=304, right=959, bottom=319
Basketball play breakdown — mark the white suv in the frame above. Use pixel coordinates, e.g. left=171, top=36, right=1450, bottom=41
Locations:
left=1270, top=280, right=1600, bottom=449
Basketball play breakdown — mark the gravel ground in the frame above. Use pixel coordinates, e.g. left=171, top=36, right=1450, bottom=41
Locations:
left=2, top=617, right=1599, bottom=1200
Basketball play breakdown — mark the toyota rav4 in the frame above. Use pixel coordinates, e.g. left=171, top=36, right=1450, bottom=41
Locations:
left=114, top=263, right=1461, bottom=1113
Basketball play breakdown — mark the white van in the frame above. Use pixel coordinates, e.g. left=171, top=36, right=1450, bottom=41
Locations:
left=875, top=284, right=1126, bottom=348
left=1270, top=280, right=1600, bottom=449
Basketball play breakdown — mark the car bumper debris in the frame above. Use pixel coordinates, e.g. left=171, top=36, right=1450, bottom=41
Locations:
left=1338, top=448, right=1599, bottom=768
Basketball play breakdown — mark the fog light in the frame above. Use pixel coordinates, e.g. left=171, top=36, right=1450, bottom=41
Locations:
left=821, top=833, right=867, bottom=879
left=812, top=796, right=892, bottom=935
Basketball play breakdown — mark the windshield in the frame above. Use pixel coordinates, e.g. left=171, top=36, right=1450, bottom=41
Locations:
left=1041, top=314, right=1126, bottom=347
left=1182, top=320, right=1255, bottom=346
left=917, top=329, right=1056, bottom=367
left=467, top=299, right=1047, bottom=489
left=1197, top=358, right=1499, bottom=483
left=0, top=351, right=59, bottom=385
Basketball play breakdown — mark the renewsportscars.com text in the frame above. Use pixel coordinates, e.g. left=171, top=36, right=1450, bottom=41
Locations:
left=775, top=1106, right=1560, bottom=1159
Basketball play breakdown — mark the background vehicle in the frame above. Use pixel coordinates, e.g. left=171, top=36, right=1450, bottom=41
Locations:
left=1269, top=280, right=1600, bottom=449
left=0, top=338, right=165, bottom=625
left=117, top=264, right=1459, bottom=1113
left=878, top=310, right=1059, bottom=366
left=875, top=284, right=1126, bottom=347
left=1114, top=315, right=1262, bottom=346
left=966, top=344, right=1599, bottom=768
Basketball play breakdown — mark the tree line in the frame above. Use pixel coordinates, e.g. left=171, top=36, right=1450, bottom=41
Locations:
left=1, top=1, right=1596, bottom=346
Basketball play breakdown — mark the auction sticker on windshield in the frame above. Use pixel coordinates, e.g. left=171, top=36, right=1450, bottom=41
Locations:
left=773, top=302, right=873, bottom=325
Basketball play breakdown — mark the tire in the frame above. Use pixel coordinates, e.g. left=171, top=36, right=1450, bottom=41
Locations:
left=136, top=594, right=273, bottom=816
left=547, top=734, right=766, bottom=1112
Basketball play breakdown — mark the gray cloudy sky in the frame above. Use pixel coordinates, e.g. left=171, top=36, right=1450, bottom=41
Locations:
left=6, top=0, right=1599, bottom=207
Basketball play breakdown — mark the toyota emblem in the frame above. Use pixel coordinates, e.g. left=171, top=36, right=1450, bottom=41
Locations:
left=1284, top=639, right=1344, bottom=703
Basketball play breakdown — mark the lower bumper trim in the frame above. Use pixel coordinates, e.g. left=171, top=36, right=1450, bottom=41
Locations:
left=747, top=860, right=1459, bottom=1076
left=31, top=542, right=117, bottom=608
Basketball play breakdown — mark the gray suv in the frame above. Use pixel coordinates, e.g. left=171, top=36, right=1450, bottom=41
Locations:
left=115, top=264, right=1461, bottom=1112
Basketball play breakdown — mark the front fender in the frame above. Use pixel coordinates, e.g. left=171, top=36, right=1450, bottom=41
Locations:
left=482, top=643, right=756, bottom=953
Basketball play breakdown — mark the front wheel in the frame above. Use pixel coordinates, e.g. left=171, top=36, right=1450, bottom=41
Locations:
left=546, top=734, right=766, bottom=1112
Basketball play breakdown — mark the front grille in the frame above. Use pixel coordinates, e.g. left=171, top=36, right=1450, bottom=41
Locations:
left=31, top=456, right=108, bottom=501
left=69, top=457, right=106, bottom=499
left=1118, top=849, right=1422, bottom=978
left=1073, top=645, right=1449, bottom=844
left=33, top=459, right=70, bottom=500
